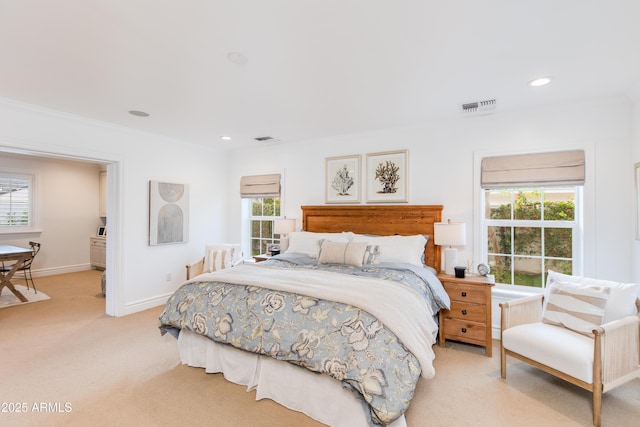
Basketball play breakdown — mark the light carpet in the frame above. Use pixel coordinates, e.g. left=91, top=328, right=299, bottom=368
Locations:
left=0, top=284, right=50, bottom=308
left=1, top=270, right=639, bottom=427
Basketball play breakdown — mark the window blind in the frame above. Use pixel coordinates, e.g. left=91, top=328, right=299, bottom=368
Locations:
left=481, top=150, right=585, bottom=189
left=0, top=176, right=31, bottom=227
left=240, top=174, right=281, bottom=198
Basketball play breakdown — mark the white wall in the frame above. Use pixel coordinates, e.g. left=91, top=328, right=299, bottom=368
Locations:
left=0, top=99, right=229, bottom=316
left=1, top=94, right=635, bottom=319
left=631, top=87, right=640, bottom=283
left=0, top=154, right=103, bottom=274
left=227, top=96, right=634, bottom=282
left=226, top=96, right=635, bottom=338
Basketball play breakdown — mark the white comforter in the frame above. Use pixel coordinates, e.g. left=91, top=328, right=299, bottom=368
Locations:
left=191, top=263, right=438, bottom=378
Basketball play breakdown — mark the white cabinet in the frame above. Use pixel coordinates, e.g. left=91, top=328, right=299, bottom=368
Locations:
left=90, top=236, right=106, bottom=269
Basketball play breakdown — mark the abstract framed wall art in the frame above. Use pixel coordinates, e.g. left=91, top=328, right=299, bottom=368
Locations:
left=149, top=180, right=189, bottom=245
left=366, top=150, right=408, bottom=203
left=325, top=155, right=361, bottom=203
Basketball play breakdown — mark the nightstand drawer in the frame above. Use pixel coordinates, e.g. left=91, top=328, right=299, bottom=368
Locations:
left=443, top=282, right=486, bottom=304
left=444, top=301, right=486, bottom=323
left=91, top=238, right=106, bottom=248
left=442, top=318, right=487, bottom=342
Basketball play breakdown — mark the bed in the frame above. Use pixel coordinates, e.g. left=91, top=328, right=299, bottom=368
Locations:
left=159, top=205, right=449, bottom=427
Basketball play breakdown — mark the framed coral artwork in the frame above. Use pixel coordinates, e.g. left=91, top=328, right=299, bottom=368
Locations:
left=325, top=155, right=361, bottom=203
left=366, top=150, right=408, bottom=203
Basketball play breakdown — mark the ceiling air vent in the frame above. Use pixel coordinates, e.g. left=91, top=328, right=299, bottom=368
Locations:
left=461, top=98, right=497, bottom=114
left=254, top=136, right=281, bottom=143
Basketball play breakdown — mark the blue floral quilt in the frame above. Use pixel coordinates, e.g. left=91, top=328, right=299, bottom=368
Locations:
left=159, top=256, right=448, bottom=426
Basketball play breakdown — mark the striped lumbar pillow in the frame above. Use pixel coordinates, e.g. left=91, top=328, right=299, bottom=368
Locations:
left=318, top=241, right=369, bottom=266
left=542, top=281, right=611, bottom=336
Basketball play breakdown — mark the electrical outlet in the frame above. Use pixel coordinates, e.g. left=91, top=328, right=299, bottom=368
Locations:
left=165, top=273, right=171, bottom=282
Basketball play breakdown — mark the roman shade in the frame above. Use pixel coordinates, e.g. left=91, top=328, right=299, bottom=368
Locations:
left=240, top=174, right=281, bottom=198
left=481, top=150, right=585, bottom=189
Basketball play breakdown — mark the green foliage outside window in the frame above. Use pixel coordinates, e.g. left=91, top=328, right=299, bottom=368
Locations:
left=487, top=190, right=575, bottom=287
left=1, top=210, right=29, bottom=226
left=250, top=198, right=281, bottom=256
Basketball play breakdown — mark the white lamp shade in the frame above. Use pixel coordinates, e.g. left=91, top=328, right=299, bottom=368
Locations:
left=434, top=221, right=466, bottom=275
left=434, top=221, right=466, bottom=247
left=274, top=218, right=296, bottom=235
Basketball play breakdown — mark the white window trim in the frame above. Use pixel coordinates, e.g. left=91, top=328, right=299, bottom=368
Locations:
left=240, top=169, right=287, bottom=259
left=0, top=167, right=41, bottom=235
left=473, top=146, right=594, bottom=293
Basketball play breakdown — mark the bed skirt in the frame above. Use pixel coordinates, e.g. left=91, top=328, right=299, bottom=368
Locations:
left=178, top=329, right=407, bottom=427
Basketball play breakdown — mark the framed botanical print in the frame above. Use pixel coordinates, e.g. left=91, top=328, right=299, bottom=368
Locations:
left=366, top=150, right=408, bottom=203
left=325, top=155, right=361, bottom=203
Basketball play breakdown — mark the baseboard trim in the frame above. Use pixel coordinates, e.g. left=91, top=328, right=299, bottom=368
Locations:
left=120, top=292, right=173, bottom=316
left=31, top=264, right=94, bottom=277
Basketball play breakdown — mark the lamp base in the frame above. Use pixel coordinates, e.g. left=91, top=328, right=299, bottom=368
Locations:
left=279, top=236, right=290, bottom=253
left=444, top=247, right=458, bottom=276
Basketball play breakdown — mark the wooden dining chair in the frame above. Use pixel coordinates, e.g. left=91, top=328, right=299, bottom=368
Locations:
left=0, top=241, right=41, bottom=293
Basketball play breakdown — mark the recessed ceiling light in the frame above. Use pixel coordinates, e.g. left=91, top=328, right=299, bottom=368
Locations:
left=221, top=136, right=232, bottom=141
left=529, top=77, right=552, bottom=87
left=129, top=110, right=150, bottom=117
left=227, top=52, right=248, bottom=65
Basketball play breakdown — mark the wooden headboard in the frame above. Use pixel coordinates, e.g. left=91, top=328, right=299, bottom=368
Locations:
left=301, top=205, right=443, bottom=272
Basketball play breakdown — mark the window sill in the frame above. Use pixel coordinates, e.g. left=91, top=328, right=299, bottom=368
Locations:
left=493, top=283, right=544, bottom=298
left=0, top=228, right=43, bottom=236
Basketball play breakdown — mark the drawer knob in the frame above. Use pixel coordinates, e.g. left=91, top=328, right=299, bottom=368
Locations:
left=461, top=291, right=467, bottom=297
left=461, top=309, right=467, bottom=315
left=461, top=328, right=467, bottom=333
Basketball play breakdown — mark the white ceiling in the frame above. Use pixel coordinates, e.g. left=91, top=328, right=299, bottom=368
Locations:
left=1, top=1, right=639, bottom=150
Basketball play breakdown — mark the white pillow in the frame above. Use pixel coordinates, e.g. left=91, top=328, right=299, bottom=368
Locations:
left=351, top=234, right=427, bottom=267
left=203, top=243, right=241, bottom=272
left=546, top=270, right=639, bottom=324
left=542, top=280, right=611, bottom=336
left=285, top=231, right=353, bottom=258
left=318, top=241, right=369, bottom=266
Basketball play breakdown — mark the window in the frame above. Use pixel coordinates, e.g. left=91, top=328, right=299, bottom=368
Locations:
left=482, top=187, right=580, bottom=288
left=249, top=197, right=281, bottom=256
left=0, top=171, right=35, bottom=232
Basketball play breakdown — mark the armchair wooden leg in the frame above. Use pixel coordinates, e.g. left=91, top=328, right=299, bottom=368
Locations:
left=592, top=386, right=602, bottom=427
left=592, top=330, right=603, bottom=427
left=500, top=344, right=507, bottom=379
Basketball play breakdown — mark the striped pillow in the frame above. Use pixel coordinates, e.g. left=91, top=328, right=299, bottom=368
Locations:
left=542, top=281, right=611, bottom=337
left=205, top=248, right=233, bottom=273
left=318, top=241, right=369, bottom=266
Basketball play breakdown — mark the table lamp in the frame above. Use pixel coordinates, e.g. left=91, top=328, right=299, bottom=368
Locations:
left=274, top=218, right=296, bottom=252
left=434, top=219, right=466, bottom=275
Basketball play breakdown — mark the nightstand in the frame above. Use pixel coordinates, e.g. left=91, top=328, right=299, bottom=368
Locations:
left=438, top=273, right=495, bottom=357
left=253, top=254, right=271, bottom=263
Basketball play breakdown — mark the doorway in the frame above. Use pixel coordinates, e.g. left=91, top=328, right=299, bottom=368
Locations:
left=0, top=147, right=120, bottom=315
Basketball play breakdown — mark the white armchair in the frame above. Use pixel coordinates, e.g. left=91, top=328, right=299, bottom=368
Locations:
left=499, top=272, right=640, bottom=427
